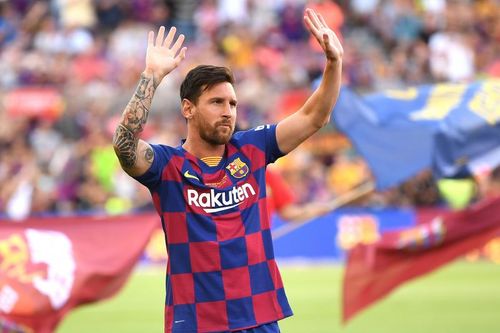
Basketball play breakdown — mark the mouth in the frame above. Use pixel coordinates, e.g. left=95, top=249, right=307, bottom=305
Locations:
left=218, top=123, right=232, bottom=130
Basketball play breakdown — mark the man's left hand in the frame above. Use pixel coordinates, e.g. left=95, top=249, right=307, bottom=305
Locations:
left=304, top=8, right=344, bottom=63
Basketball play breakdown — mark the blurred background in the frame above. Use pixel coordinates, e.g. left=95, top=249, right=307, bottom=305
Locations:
left=1, top=0, right=500, bottom=332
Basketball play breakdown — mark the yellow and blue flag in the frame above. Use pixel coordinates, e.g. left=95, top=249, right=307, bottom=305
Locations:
left=333, top=80, right=500, bottom=190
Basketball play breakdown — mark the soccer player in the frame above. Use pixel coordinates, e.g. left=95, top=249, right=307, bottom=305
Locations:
left=113, top=8, right=342, bottom=333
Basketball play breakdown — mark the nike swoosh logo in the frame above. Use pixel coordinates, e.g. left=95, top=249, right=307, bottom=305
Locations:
left=184, top=170, right=200, bottom=181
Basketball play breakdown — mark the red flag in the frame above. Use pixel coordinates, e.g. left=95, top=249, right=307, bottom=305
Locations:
left=342, top=196, right=500, bottom=323
left=0, top=214, right=158, bottom=333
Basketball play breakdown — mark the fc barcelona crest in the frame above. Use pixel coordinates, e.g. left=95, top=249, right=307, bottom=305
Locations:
left=226, top=158, right=249, bottom=179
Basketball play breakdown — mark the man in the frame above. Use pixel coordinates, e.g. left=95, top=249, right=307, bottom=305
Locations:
left=113, top=8, right=342, bottom=333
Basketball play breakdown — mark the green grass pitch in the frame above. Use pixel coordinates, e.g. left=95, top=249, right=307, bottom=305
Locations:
left=57, top=261, right=500, bottom=333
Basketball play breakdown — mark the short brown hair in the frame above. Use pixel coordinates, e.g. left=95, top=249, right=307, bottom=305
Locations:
left=180, top=65, right=235, bottom=104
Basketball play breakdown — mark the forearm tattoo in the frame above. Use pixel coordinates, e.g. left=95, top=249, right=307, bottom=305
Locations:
left=113, top=124, right=138, bottom=168
left=113, top=74, right=157, bottom=168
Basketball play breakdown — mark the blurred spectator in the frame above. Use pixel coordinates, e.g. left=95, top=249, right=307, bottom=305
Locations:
left=95, top=0, right=125, bottom=33
left=266, top=167, right=332, bottom=222
left=0, top=3, right=19, bottom=48
left=399, top=171, right=442, bottom=207
left=194, top=0, right=219, bottom=42
left=428, top=2, right=475, bottom=82
left=477, top=165, right=500, bottom=200
left=327, top=151, right=367, bottom=196
left=166, top=0, right=197, bottom=41
left=280, top=2, right=308, bottom=42
left=350, top=0, right=380, bottom=18
left=217, top=0, right=249, bottom=25
left=33, top=16, right=65, bottom=54
left=54, top=0, right=96, bottom=29
left=437, top=178, right=477, bottom=210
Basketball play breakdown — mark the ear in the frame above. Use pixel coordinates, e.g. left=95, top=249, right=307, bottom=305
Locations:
left=181, top=98, right=195, bottom=120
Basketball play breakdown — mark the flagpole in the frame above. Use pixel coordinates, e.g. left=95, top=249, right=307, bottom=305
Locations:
left=272, top=181, right=376, bottom=240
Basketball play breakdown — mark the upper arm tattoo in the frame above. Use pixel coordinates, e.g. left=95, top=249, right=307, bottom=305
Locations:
left=144, top=146, right=154, bottom=163
left=113, top=74, right=158, bottom=168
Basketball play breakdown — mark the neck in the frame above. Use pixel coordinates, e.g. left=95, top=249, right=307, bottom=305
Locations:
left=182, top=135, right=226, bottom=159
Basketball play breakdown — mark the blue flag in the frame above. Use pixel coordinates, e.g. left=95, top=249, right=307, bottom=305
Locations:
left=333, top=80, right=500, bottom=190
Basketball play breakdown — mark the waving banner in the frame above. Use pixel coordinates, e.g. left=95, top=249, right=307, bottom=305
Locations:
left=333, top=80, right=500, bottom=189
left=342, top=196, right=500, bottom=323
left=0, top=214, right=158, bottom=333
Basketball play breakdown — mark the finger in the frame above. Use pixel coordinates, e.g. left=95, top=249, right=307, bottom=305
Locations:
left=317, top=12, right=328, bottom=28
left=163, top=26, right=177, bottom=48
left=156, top=26, right=165, bottom=46
left=171, top=34, right=185, bottom=54
left=175, top=47, right=187, bottom=64
left=304, top=15, right=319, bottom=35
left=147, top=30, right=154, bottom=47
left=307, top=8, right=322, bottom=30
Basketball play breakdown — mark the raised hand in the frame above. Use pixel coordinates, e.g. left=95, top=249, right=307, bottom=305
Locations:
left=304, top=8, right=343, bottom=63
left=144, top=26, right=187, bottom=83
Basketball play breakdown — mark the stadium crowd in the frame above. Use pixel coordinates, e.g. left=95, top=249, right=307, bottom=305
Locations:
left=1, top=0, right=499, bottom=220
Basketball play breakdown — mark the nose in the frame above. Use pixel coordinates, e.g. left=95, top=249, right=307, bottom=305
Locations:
left=221, top=102, right=233, bottom=118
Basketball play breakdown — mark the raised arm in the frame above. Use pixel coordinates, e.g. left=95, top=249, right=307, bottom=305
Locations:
left=113, top=26, right=187, bottom=177
left=276, top=8, right=343, bottom=154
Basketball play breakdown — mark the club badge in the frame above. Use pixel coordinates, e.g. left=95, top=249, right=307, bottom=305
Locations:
left=226, top=158, right=249, bottom=179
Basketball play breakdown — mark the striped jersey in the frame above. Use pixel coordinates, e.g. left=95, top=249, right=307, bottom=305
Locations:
left=134, top=124, right=293, bottom=332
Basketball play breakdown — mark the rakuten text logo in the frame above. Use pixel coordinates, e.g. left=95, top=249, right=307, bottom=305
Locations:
left=187, top=183, right=256, bottom=213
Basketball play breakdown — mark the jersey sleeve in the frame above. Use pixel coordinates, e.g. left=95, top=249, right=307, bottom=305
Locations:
left=233, top=124, right=285, bottom=164
left=132, top=143, right=170, bottom=189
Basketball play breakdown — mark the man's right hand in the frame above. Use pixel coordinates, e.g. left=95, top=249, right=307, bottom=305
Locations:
left=114, top=26, right=186, bottom=177
left=144, top=26, right=187, bottom=84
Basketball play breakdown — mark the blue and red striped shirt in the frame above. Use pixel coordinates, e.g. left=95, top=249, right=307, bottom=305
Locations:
left=135, top=124, right=293, bottom=332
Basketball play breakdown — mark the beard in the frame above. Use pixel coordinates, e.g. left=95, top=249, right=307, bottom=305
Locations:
left=199, top=119, right=234, bottom=145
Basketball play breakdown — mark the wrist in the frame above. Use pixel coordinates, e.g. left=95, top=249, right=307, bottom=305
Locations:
left=324, top=59, right=342, bottom=74
left=326, top=57, right=342, bottom=67
left=141, top=69, right=162, bottom=88
left=142, top=68, right=156, bottom=78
